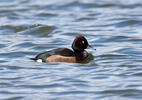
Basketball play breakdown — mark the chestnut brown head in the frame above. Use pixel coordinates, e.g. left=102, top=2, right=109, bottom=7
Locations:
left=72, top=35, right=89, bottom=51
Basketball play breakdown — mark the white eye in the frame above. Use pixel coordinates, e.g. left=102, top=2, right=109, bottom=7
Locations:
left=82, top=41, right=85, bottom=44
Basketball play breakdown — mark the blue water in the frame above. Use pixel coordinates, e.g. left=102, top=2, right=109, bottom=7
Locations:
left=0, top=0, right=142, bottom=100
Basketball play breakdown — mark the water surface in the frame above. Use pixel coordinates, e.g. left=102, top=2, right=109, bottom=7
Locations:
left=0, top=0, right=142, bottom=100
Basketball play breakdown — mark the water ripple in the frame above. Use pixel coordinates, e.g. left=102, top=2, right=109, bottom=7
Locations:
left=1, top=0, right=142, bottom=100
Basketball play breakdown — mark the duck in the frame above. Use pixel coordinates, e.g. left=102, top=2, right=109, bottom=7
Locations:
left=31, top=35, right=93, bottom=63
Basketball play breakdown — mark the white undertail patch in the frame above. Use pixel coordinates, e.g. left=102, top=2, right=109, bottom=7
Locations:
left=36, top=59, right=43, bottom=63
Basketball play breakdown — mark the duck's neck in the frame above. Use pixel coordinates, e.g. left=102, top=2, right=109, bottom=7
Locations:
left=74, top=50, right=88, bottom=61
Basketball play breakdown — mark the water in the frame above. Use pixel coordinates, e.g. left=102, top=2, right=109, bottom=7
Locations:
left=0, top=0, right=142, bottom=100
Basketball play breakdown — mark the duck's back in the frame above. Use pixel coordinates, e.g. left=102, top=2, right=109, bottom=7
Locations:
left=33, top=48, right=75, bottom=62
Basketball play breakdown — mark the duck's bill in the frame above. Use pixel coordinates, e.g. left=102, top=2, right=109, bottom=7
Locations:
left=88, top=44, right=96, bottom=50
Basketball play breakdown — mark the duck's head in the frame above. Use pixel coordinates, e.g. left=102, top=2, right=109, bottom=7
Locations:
left=72, top=35, right=89, bottom=52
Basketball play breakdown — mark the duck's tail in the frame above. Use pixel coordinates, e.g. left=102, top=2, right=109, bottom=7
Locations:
left=30, top=58, right=43, bottom=63
left=30, top=58, right=36, bottom=61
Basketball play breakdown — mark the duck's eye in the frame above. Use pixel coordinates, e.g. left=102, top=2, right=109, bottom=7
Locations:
left=82, top=40, right=85, bottom=44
